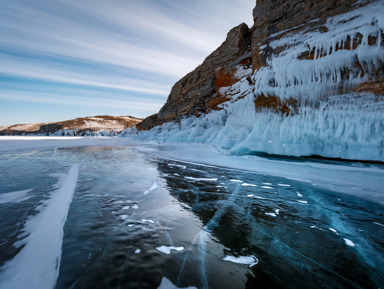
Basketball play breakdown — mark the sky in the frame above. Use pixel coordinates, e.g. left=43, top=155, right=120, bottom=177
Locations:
left=0, top=0, right=254, bottom=126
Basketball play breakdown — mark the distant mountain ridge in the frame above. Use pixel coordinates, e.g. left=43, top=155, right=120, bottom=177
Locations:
left=0, top=115, right=142, bottom=136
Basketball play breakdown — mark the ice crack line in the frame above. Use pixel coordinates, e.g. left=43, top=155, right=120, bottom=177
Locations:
left=177, top=184, right=242, bottom=289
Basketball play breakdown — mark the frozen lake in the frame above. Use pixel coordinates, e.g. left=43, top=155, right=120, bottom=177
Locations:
left=0, top=137, right=383, bottom=289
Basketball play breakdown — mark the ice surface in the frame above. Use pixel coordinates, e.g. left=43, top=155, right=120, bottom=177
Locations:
left=373, top=222, right=384, bottom=227
left=0, top=138, right=382, bottom=288
left=0, top=189, right=33, bottom=204
left=261, top=186, right=273, bottom=189
left=223, top=255, right=258, bottom=267
left=0, top=164, right=79, bottom=289
left=157, top=277, right=197, bottom=289
left=134, top=249, right=141, bottom=254
left=230, top=179, right=244, bottom=183
left=298, top=200, right=308, bottom=204
left=144, top=180, right=158, bottom=195
left=119, top=214, right=129, bottom=220
left=265, top=212, right=277, bottom=217
left=132, top=204, right=139, bottom=209
left=122, top=206, right=130, bottom=210
left=156, top=246, right=184, bottom=255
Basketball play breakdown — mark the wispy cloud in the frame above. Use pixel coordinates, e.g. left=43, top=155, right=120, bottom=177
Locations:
left=0, top=89, right=163, bottom=111
left=0, top=0, right=254, bottom=125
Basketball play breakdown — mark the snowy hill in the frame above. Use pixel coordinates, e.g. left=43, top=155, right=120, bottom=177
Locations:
left=132, top=0, right=384, bottom=162
left=0, top=115, right=142, bottom=136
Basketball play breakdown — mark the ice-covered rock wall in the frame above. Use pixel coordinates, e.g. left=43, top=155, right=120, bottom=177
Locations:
left=133, top=0, right=384, bottom=162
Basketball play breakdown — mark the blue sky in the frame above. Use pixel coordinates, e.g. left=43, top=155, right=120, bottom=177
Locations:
left=0, top=0, right=254, bottom=126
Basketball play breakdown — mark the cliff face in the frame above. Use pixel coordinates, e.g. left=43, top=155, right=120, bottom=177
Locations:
left=136, top=0, right=384, bottom=161
left=137, top=23, right=252, bottom=130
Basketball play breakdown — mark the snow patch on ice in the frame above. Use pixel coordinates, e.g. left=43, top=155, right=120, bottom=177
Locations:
left=230, top=179, right=244, bottom=183
left=119, top=214, right=129, bottom=220
left=261, top=186, right=273, bottom=189
left=265, top=212, right=277, bottom=217
left=132, top=204, right=139, bottom=210
left=241, top=183, right=257, bottom=187
left=278, top=184, right=291, bottom=187
left=144, top=180, right=158, bottom=195
left=141, top=219, right=155, bottom=224
left=185, top=177, right=217, bottom=182
left=329, top=228, right=339, bottom=235
left=344, top=238, right=356, bottom=247
left=157, top=277, right=197, bottom=289
left=134, top=249, right=141, bottom=254
left=0, top=189, right=33, bottom=204
left=168, top=163, right=187, bottom=169
left=223, top=255, right=258, bottom=267
left=156, top=246, right=184, bottom=255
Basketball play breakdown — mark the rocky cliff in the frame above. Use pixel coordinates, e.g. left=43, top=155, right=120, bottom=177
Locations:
left=137, top=23, right=252, bottom=130
left=135, top=0, right=384, bottom=161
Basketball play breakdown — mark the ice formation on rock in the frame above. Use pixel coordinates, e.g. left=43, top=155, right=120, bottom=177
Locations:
left=126, top=1, right=384, bottom=162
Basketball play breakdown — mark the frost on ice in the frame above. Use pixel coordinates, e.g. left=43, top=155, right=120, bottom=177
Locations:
left=0, top=189, right=33, bottom=204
